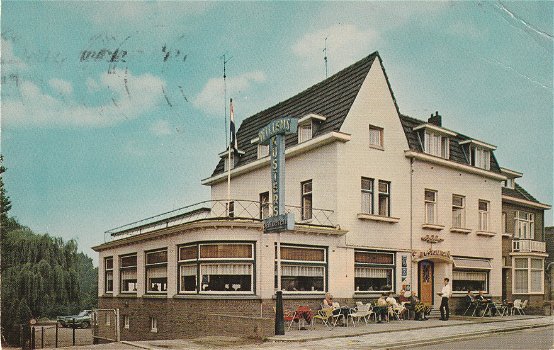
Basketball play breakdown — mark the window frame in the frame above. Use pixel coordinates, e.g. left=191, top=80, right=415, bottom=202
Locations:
left=104, top=257, right=114, bottom=294
left=452, top=269, right=489, bottom=294
left=361, top=177, right=374, bottom=215
left=301, top=180, right=313, bottom=221
left=452, top=195, right=466, bottom=228
left=257, top=144, right=269, bottom=159
left=368, top=125, right=384, bottom=149
left=378, top=180, right=391, bottom=217
left=123, top=315, right=130, bottom=329
left=515, top=211, right=535, bottom=239
left=513, top=257, right=544, bottom=294
left=177, top=242, right=256, bottom=295
left=224, top=152, right=235, bottom=171
left=145, top=249, right=168, bottom=294
left=424, top=131, right=449, bottom=159
left=471, top=146, right=490, bottom=170
left=478, top=200, right=490, bottom=231
left=150, top=317, right=157, bottom=333
left=424, top=190, right=437, bottom=224
left=298, top=122, right=313, bottom=143
left=119, top=254, right=138, bottom=294
left=276, top=244, right=327, bottom=294
left=259, top=191, right=270, bottom=220
left=354, top=250, right=395, bottom=294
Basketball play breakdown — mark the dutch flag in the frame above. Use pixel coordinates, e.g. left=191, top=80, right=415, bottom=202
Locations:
left=230, top=98, right=238, bottom=152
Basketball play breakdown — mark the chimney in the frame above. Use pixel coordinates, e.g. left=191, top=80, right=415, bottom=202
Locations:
left=428, top=111, right=442, bottom=127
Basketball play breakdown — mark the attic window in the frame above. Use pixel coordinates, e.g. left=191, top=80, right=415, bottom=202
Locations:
left=503, top=178, right=515, bottom=189
left=470, top=146, right=490, bottom=170
left=224, top=153, right=235, bottom=171
left=298, top=123, right=313, bottom=143
left=424, top=131, right=449, bottom=159
left=257, top=144, right=269, bottom=159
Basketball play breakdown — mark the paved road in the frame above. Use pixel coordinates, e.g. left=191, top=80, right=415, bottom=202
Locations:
left=416, top=325, right=554, bottom=350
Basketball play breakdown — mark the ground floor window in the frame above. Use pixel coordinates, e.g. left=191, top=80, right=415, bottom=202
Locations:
left=123, top=315, right=129, bottom=329
left=177, top=242, right=255, bottom=294
left=276, top=245, right=327, bottom=293
left=354, top=250, right=395, bottom=293
left=452, top=270, right=488, bottom=293
left=150, top=317, right=157, bottom=333
left=514, top=257, right=543, bottom=294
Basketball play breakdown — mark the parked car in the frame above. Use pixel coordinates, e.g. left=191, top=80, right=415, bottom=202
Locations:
left=57, top=310, right=93, bottom=328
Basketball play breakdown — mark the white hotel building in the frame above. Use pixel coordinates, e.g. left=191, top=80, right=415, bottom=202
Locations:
left=93, top=51, right=530, bottom=340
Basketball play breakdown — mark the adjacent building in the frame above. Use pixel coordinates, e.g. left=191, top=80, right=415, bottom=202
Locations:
left=92, top=51, right=549, bottom=341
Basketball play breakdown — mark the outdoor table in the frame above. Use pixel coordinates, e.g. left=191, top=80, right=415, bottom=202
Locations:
left=293, top=306, right=313, bottom=329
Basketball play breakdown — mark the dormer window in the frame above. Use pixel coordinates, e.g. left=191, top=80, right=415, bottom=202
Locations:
left=414, top=123, right=455, bottom=160
left=424, top=131, right=449, bottom=159
left=224, top=152, right=235, bottom=171
left=503, top=178, right=515, bottom=189
left=219, top=148, right=245, bottom=171
left=297, top=113, right=326, bottom=144
left=298, top=123, right=312, bottom=143
left=460, top=140, right=496, bottom=171
left=500, top=168, right=521, bottom=189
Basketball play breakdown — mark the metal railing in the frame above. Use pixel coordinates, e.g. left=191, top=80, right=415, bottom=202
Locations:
left=512, top=239, right=546, bottom=253
left=106, top=199, right=337, bottom=241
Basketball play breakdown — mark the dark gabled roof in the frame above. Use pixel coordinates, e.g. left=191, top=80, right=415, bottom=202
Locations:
left=502, top=183, right=540, bottom=203
left=399, top=114, right=501, bottom=173
left=211, top=52, right=379, bottom=177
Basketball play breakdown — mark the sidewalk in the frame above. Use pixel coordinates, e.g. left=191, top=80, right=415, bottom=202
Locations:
left=120, top=315, right=553, bottom=350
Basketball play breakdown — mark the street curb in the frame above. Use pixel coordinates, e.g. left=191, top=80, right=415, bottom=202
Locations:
left=266, top=316, right=548, bottom=343
left=379, top=321, right=553, bottom=349
left=120, top=340, right=160, bottom=350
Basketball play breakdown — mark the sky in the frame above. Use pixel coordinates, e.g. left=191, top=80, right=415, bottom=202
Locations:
left=2, top=1, right=552, bottom=265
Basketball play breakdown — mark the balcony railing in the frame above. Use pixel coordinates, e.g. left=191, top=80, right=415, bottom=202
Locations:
left=512, top=239, right=546, bottom=253
left=105, top=199, right=337, bottom=241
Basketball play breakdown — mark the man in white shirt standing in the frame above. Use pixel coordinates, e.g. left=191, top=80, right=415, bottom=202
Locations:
left=438, top=277, right=452, bottom=321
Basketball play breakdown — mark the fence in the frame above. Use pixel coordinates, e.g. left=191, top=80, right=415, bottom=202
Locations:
left=23, top=320, right=93, bottom=349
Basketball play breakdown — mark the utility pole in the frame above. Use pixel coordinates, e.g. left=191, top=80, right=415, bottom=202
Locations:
left=323, top=37, right=328, bottom=78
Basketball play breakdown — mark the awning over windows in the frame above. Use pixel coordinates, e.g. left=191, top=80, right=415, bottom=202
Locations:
left=452, top=257, right=491, bottom=270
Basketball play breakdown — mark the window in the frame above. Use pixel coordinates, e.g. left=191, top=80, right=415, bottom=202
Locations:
left=452, top=195, right=465, bottom=228
left=378, top=181, right=390, bottom=217
left=298, top=123, right=312, bottom=143
left=503, top=178, right=515, bottom=188
left=301, top=180, right=312, bottom=220
left=105, top=257, right=113, bottom=293
left=120, top=254, right=137, bottom=293
left=123, top=315, right=129, bottom=329
left=150, top=317, right=157, bottom=333
left=515, top=211, right=534, bottom=239
left=259, top=192, right=270, bottom=219
left=368, top=125, right=384, bottom=148
left=514, top=257, right=544, bottom=294
left=502, top=212, right=507, bottom=234
left=361, top=178, right=374, bottom=214
left=105, top=314, right=111, bottom=326
left=178, top=243, right=255, bottom=294
left=471, top=146, right=490, bottom=170
left=276, top=245, right=326, bottom=293
left=146, top=249, right=168, bottom=293
left=227, top=201, right=235, bottom=218
left=224, top=152, right=235, bottom=171
left=424, top=190, right=437, bottom=224
left=257, top=144, right=269, bottom=159
left=478, top=200, right=490, bottom=231
left=354, top=251, right=394, bottom=293
left=452, top=270, right=488, bottom=293
left=424, top=131, right=449, bottom=159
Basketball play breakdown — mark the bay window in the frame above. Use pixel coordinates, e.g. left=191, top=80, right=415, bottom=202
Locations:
left=354, top=251, right=394, bottom=293
left=145, top=249, right=167, bottom=293
left=120, top=254, right=137, bottom=293
left=514, top=257, right=543, bottom=294
left=276, top=245, right=326, bottom=293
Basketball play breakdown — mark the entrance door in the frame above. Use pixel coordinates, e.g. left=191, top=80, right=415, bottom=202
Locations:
left=419, top=260, right=434, bottom=306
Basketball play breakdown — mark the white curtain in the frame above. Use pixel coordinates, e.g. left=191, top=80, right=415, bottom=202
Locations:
left=180, top=265, right=196, bottom=276
left=514, top=269, right=528, bottom=293
left=121, top=268, right=137, bottom=280
left=202, top=263, right=252, bottom=275
left=147, top=266, right=167, bottom=279
left=453, top=271, right=487, bottom=281
left=282, top=265, right=323, bottom=277
left=355, top=267, right=390, bottom=278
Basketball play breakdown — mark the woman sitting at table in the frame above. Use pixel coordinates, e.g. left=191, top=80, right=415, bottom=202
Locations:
left=411, top=292, right=430, bottom=321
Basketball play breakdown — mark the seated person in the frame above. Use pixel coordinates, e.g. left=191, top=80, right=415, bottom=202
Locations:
left=476, top=290, right=497, bottom=316
left=399, top=285, right=409, bottom=303
left=322, top=293, right=347, bottom=325
left=374, top=293, right=389, bottom=323
left=410, top=292, right=431, bottom=321
left=322, top=292, right=334, bottom=308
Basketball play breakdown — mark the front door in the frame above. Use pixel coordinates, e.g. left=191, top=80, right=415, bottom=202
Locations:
left=419, top=260, right=434, bottom=306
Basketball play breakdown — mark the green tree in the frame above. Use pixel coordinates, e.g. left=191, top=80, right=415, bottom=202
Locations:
left=0, top=155, right=12, bottom=238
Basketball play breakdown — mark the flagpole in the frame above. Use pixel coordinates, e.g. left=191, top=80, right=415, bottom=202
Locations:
left=227, top=98, right=233, bottom=206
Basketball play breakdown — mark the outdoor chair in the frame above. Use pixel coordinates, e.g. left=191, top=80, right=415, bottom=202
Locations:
left=463, top=300, right=479, bottom=316
left=283, top=309, right=300, bottom=331
left=348, top=303, right=371, bottom=326
left=513, top=299, right=527, bottom=315
left=313, top=307, right=334, bottom=328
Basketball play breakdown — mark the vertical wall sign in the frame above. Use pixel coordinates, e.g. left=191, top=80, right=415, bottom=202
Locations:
left=258, top=117, right=297, bottom=233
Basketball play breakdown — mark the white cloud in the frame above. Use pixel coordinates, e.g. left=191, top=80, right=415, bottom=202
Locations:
left=49, top=78, right=73, bottom=95
left=193, top=71, right=266, bottom=116
left=150, top=120, right=172, bottom=136
left=292, top=24, right=379, bottom=73
left=3, top=69, right=166, bottom=128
